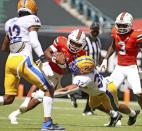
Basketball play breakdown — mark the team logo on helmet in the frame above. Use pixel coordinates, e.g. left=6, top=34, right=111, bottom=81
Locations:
left=69, top=56, right=95, bottom=75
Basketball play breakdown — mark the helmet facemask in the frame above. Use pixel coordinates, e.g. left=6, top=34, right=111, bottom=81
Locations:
left=67, top=29, right=86, bottom=53
left=68, top=39, right=85, bottom=53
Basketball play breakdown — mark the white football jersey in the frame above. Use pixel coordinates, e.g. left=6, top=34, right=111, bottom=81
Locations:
left=73, top=69, right=107, bottom=96
left=5, top=15, right=41, bottom=57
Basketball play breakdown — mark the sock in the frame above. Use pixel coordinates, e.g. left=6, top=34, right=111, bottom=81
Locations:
left=20, top=97, right=31, bottom=108
left=11, top=109, right=22, bottom=117
left=109, top=110, right=118, bottom=118
left=43, top=96, right=53, bottom=118
left=0, top=96, right=4, bottom=105
left=129, top=109, right=136, bottom=117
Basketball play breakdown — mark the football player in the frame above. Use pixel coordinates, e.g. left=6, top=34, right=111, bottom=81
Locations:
left=100, top=12, right=142, bottom=125
left=8, top=29, right=87, bottom=124
left=0, top=0, right=65, bottom=130
left=54, top=55, right=140, bottom=126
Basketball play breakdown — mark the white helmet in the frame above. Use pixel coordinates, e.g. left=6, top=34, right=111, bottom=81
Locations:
left=115, top=12, right=133, bottom=34
left=67, top=29, right=86, bottom=53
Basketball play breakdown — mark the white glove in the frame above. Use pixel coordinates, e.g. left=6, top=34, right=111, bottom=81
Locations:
left=41, top=62, right=54, bottom=77
left=100, top=59, right=108, bottom=72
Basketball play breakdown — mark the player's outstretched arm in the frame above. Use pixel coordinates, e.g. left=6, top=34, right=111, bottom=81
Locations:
left=54, top=84, right=79, bottom=97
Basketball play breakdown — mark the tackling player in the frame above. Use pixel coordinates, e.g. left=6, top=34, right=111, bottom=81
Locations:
left=54, top=55, right=140, bottom=126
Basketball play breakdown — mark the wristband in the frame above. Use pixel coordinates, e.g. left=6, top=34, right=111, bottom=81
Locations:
left=40, top=55, right=47, bottom=63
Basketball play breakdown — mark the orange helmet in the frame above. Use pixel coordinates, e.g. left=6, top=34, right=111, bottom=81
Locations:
left=17, top=0, right=38, bottom=15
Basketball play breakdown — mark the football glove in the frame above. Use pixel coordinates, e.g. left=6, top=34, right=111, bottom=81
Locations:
left=100, top=59, right=108, bottom=72
left=40, top=55, right=54, bottom=77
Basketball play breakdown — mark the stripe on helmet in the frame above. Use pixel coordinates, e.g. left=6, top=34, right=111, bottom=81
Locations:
left=76, top=30, right=82, bottom=40
left=23, top=0, right=26, bottom=7
left=120, top=12, right=126, bottom=21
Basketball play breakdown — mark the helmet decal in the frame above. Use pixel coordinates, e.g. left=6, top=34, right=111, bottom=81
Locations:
left=120, top=12, right=126, bottom=21
left=69, top=56, right=95, bottom=75
left=76, top=30, right=82, bottom=40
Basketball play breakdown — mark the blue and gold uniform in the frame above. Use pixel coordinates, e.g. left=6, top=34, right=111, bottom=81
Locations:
left=4, top=13, right=51, bottom=96
left=71, top=56, right=118, bottom=111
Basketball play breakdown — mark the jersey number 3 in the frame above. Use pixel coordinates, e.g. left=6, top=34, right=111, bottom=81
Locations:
left=118, top=41, right=126, bottom=55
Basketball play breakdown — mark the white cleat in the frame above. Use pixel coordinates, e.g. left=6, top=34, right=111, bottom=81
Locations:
left=8, top=113, right=18, bottom=124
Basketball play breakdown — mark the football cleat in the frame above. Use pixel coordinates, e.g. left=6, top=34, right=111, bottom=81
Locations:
left=106, top=112, right=122, bottom=127
left=8, top=113, right=18, bottom=125
left=41, top=119, right=65, bottom=131
left=104, top=120, right=121, bottom=127
left=68, top=94, right=78, bottom=108
left=128, top=110, right=140, bottom=126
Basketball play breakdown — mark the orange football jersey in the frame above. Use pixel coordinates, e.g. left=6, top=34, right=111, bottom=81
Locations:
left=49, top=36, right=86, bottom=74
left=112, top=27, right=142, bottom=66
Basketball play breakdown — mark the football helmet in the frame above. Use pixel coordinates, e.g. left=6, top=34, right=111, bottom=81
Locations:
left=67, top=29, right=86, bottom=53
left=69, top=56, right=95, bottom=75
left=17, top=0, right=38, bottom=15
left=115, top=12, right=133, bottom=34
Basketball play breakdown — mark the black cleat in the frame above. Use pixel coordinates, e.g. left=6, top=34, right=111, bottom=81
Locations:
left=68, top=94, right=78, bottom=108
left=106, top=112, right=123, bottom=127
left=128, top=110, right=140, bottom=126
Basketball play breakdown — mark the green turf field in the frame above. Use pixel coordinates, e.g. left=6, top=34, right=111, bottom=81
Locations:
left=0, top=98, right=142, bottom=131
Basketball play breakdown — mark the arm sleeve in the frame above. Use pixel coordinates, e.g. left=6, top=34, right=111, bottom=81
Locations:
left=26, top=15, right=41, bottom=28
left=29, top=31, right=44, bottom=57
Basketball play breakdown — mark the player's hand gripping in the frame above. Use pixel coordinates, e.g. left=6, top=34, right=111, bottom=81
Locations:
left=100, top=59, right=108, bottom=72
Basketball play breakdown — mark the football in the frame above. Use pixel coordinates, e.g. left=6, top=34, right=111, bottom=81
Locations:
left=52, top=52, right=66, bottom=65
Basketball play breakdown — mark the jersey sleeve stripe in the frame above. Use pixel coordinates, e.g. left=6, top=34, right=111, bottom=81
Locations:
left=137, top=34, right=142, bottom=41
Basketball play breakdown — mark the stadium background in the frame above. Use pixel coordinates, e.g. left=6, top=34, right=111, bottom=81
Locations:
left=0, top=0, right=142, bottom=101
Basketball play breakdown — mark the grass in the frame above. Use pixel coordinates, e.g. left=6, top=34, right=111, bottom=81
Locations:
left=0, top=98, right=142, bottom=131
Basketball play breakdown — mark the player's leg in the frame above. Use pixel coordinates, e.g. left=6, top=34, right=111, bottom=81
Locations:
left=8, top=88, right=42, bottom=124
left=102, top=91, right=122, bottom=127
left=89, top=95, right=122, bottom=127
left=82, top=93, right=94, bottom=116
left=118, top=103, right=140, bottom=125
left=22, top=57, right=64, bottom=130
left=109, top=65, right=125, bottom=88
left=126, top=65, right=141, bottom=125
left=0, top=56, right=21, bottom=105
left=108, top=82, right=139, bottom=126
